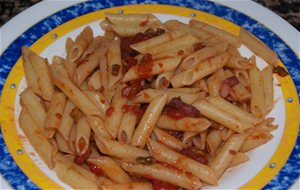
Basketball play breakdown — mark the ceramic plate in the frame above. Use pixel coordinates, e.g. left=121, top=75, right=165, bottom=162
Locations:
left=0, top=1, right=299, bottom=189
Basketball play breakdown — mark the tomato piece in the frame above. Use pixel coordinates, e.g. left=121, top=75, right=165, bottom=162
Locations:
left=87, top=161, right=104, bottom=175
left=151, top=179, right=177, bottom=190
left=121, top=79, right=144, bottom=100
left=163, top=97, right=200, bottom=119
left=74, top=146, right=92, bottom=165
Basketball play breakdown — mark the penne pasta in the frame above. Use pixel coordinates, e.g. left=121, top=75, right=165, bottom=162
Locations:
left=170, top=52, right=230, bottom=88
left=206, top=130, right=223, bottom=156
left=130, top=30, right=186, bottom=54
left=20, top=88, right=46, bottom=129
left=68, top=26, right=93, bottom=62
left=65, top=37, right=75, bottom=55
left=209, top=134, right=247, bottom=178
left=262, top=65, right=274, bottom=113
left=239, top=27, right=278, bottom=66
left=249, top=66, right=265, bottom=118
left=228, top=152, right=249, bottom=168
left=131, top=94, right=168, bottom=148
left=86, top=115, right=112, bottom=139
left=84, top=91, right=107, bottom=120
left=122, top=56, right=182, bottom=82
left=152, top=44, right=194, bottom=60
left=88, top=156, right=131, bottom=184
left=105, top=84, right=127, bottom=138
left=58, top=99, right=75, bottom=141
left=240, top=130, right=273, bottom=152
left=44, top=93, right=66, bottom=133
left=207, top=73, right=222, bottom=97
left=122, top=162, right=202, bottom=190
left=118, top=111, right=138, bottom=144
left=19, top=108, right=56, bottom=169
left=95, top=137, right=149, bottom=160
left=107, top=39, right=123, bottom=89
left=152, top=128, right=184, bottom=150
left=182, top=131, right=199, bottom=145
left=82, top=35, right=103, bottom=59
left=55, top=155, right=98, bottom=190
left=21, top=46, right=41, bottom=95
left=232, top=83, right=251, bottom=102
left=75, top=116, right=91, bottom=156
left=148, top=34, right=199, bottom=55
left=50, top=62, right=103, bottom=117
left=179, top=42, right=228, bottom=71
left=226, top=56, right=254, bottom=69
left=73, top=48, right=102, bottom=87
left=189, top=19, right=240, bottom=47
left=165, top=19, right=212, bottom=40
left=87, top=70, right=102, bottom=91
left=147, top=139, right=217, bottom=185
left=105, top=13, right=163, bottom=37
left=134, top=88, right=199, bottom=104
left=30, top=51, right=55, bottom=101
left=193, top=100, right=248, bottom=133
left=157, top=115, right=211, bottom=132
left=55, top=132, right=73, bottom=154
left=151, top=71, right=174, bottom=89
left=206, top=96, right=261, bottom=125
left=19, top=13, right=279, bottom=190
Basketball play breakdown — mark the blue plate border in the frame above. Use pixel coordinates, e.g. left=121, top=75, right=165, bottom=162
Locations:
left=0, top=0, right=299, bottom=189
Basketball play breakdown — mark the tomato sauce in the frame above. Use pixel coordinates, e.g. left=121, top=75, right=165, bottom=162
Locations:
left=106, top=106, right=115, bottom=117
left=179, top=147, right=208, bottom=165
left=137, top=54, right=153, bottom=79
left=163, top=97, right=200, bottom=119
left=121, top=28, right=165, bottom=72
left=121, top=79, right=144, bottom=100
left=87, top=161, right=104, bottom=175
left=122, top=104, right=144, bottom=119
left=74, top=146, right=92, bottom=165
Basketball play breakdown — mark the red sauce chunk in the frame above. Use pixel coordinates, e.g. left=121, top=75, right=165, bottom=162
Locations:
left=122, top=104, right=144, bottom=119
left=137, top=54, right=153, bottom=79
left=106, top=106, right=115, bottom=117
left=163, top=97, right=200, bottom=119
left=124, top=56, right=138, bottom=72
left=151, top=179, right=177, bottom=190
left=121, top=79, right=144, bottom=100
left=179, top=147, right=208, bottom=165
left=87, top=161, right=104, bottom=175
left=120, top=28, right=165, bottom=60
left=74, top=146, right=92, bottom=165
left=111, top=64, right=120, bottom=76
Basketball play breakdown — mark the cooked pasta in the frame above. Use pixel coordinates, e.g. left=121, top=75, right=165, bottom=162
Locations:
left=18, top=12, right=280, bottom=190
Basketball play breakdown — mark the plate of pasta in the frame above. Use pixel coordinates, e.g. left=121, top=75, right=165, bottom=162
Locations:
left=0, top=1, right=299, bottom=190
